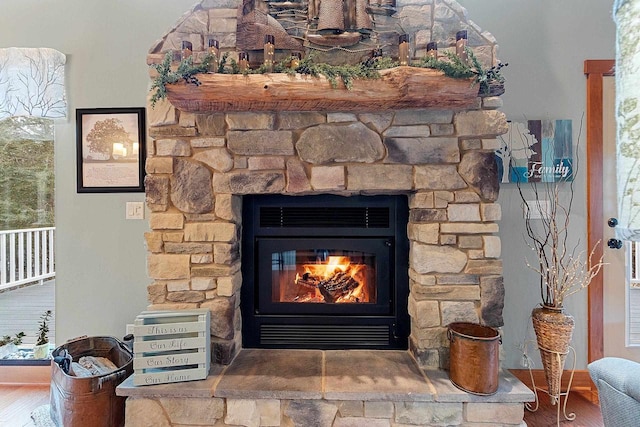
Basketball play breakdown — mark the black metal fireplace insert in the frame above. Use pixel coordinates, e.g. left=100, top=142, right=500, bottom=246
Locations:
left=241, top=194, right=409, bottom=349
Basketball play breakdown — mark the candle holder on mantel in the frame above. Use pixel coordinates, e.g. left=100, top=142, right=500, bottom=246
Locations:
left=208, top=38, right=219, bottom=73
left=398, top=34, right=410, bottom=66
left=263, top=35, right=275, bottom=72
left=455, top=30, right=468, bottom=62
left=427, top=41, right=438, bottom=59
left=238, top=52, right=250, bottom=72
left=181, top=41, right=193, bottom=61
left=290, top=52, right=302, bottom=69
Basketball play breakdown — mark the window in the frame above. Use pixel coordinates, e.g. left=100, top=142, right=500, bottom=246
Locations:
left=0, top=116, right=56, bottom=353
left=0, top=47, right=65, bottom=359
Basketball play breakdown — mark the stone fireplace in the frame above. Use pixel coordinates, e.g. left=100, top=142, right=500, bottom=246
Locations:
left=117, top=1, right=534, bottom=426
left=144, top=105, right=506, bottom=368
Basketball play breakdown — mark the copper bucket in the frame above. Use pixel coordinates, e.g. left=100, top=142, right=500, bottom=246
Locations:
left=50, top=336, right=133, bottom=427
left=447, top=322, right=501, bottom=395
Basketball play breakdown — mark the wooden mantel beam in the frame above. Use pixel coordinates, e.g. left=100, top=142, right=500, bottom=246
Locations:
left=165, top=66, right=480, bottom=113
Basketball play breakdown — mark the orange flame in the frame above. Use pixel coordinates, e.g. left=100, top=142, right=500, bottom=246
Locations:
left=294, top=256, right=368, bottom=303
left=305, top=256, right=350, bottom=277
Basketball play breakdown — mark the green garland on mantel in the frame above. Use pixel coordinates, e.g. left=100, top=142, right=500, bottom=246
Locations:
left=150, top=48, right=507, bottom=107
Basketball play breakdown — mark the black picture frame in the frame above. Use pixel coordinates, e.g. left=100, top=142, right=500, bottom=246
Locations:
left=76, top=107, right=146, bottom=193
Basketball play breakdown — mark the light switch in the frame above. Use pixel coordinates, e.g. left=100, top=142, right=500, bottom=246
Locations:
left=525, top=199, right=550, bottom=220
left=126, top=202, right=144, bottom=220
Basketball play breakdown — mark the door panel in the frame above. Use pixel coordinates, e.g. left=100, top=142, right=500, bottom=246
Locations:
left=602, top=75, right=640, bottom=361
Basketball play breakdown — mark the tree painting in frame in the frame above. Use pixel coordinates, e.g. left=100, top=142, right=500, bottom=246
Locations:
left=76, top=107, right=146, bottom=193
left=495, top=119, right=574, bottom=183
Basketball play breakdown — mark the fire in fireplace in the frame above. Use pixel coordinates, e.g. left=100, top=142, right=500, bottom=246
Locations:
left=241, top=194, right=409, bottom=349
left=290, top=254, right=373, bottom=304
left=268, top=245, right=380, bottom=306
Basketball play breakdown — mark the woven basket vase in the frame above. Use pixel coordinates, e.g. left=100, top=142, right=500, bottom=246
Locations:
left=531, top=306, right=575, bottom=403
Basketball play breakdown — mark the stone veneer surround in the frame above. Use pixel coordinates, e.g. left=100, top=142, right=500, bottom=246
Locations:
left=144, top=103, right=508, bottom=369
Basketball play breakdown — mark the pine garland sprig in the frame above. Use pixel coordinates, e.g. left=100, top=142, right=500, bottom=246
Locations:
left=414, top=50, right=475, bottom=79
left=149, top=52, right=179, bottom=107
left=293, top=54, right=393, bottom=89
left=414, top=47, right=507, bottom=91
left=175, top=54, right=211, bottom=84
left=217, top=52, right=230, bottom=73
left=150, top=51, right=213, bottom=107
left=467, top=48, right=508, bottom=94
left=250, top=54, right=306, bottom=74
left=149, top=48, right=507, bottom=106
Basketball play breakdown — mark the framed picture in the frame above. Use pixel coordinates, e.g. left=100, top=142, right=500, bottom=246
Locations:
left=76, top=107, right=146, bottom=193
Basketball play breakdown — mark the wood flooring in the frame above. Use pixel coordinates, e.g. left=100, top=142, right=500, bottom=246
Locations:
left=523, top=389, right=603, bottom=427
left=511, top=369, right=604, bottom=427
left=0, top=384, right=49, bottom=427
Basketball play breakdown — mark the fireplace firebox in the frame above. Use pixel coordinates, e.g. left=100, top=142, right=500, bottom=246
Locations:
left=241, top=194, right=410, bottom=349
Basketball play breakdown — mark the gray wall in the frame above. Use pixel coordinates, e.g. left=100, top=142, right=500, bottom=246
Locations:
left=0, top=0, right=616, bottom=368
left=458, top=0, right=616, bottom=368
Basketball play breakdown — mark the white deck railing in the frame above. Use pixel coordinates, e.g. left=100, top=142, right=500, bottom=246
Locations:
left=0, top=227, right=55, bottom=292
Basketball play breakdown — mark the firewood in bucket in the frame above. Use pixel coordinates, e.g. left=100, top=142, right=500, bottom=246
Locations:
left=74, top=356, right=118, bottom=376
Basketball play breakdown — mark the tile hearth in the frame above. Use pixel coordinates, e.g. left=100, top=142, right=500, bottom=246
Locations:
left=117, top=349, right=533, bottom=426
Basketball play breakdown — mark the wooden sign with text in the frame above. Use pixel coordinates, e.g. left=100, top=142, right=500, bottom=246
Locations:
left=132, top=309, right=210, bottom=386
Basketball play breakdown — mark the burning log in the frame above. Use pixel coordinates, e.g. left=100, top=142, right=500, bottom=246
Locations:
left=319, top=272, right=359, bottom=303
left=296, top=272, right=322, bottom=289
left=296, top=270, right=360, bottom=303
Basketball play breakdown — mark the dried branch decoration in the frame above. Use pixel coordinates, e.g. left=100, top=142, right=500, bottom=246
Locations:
left=514, top=118, right=605, bottom=308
